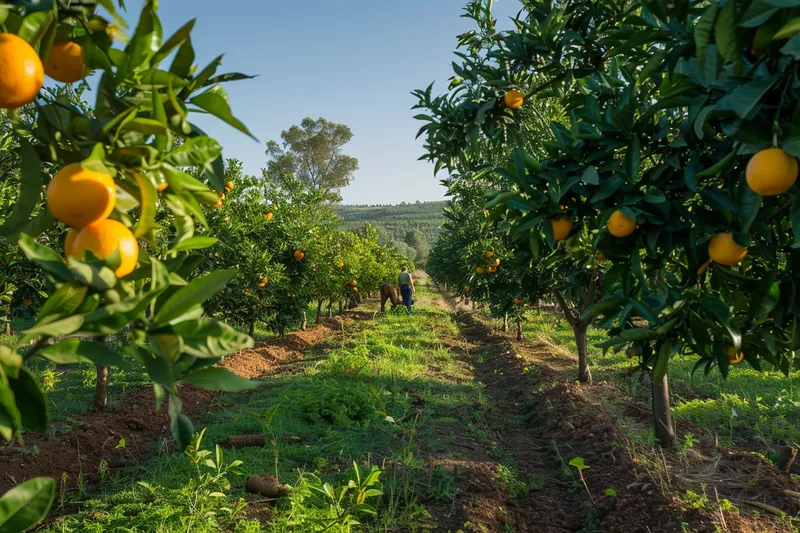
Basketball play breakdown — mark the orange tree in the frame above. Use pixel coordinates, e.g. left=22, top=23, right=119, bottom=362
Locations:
left=0, top=0, right=260, bottom=525
left=414, top=1, right=600, bottom=383
left=421, top=0, right=800, bottom=448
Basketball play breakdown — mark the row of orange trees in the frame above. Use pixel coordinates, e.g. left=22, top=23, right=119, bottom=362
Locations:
left=0, top=1, right=410, bottom=530
left=418, top=0, right=800, bottom=449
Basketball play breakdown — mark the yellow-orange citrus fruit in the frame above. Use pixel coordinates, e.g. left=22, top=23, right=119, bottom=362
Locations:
left=353, top=287, right=359, bottom=292
left=23, top=298, right=33, bottom=307
left=64, top=229, right=78, bottom=257
left=726, top=346, right=744, bottom=365
left=493, top=258, right=501, bottom=267
left=608, top=210, right=636, bottom=237
left=69, top=219, right=139, bottom=277
left=551, top=217, right=574, bottom=241
left=485, top=251, right=494, bottom=259
left=697, top=259, right=712, bottom=276
left=258, top=276, right=269, bottom=287
left=294, top=249, right=305, bottom=262
left=43, top=41, right=86, bottom=83
left=351, top=280, right=358, bottom=286
left=47, top=163, right=116, bottom=228
left=220, top=289, right=225, bottom=295
left=157, top=182, right=168, bottom=193
left=513, top=298, right=522, bottom=305
left=337, top=262, right=344, bottom=268
left=488, top=265, right=497, bottom=273
left=225, top=181, right=234, bottom=191
left=504, top=89, right=524, bottom=109
left=746, top=148, right=798, bottom=196
left=708, top=232, right=748, bottom=266
left=0, top=33, right=44, bottom=109
left=476, top=266, right=486, bottom=274
left=244, top=289, right=251, bottom=296
left=264, top=212, right=274, bottom=221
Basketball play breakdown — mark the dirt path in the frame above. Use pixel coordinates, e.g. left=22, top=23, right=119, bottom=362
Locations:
left=428, top=288, right=797, bottom=533
left=0, top=315, right=352, bottom=495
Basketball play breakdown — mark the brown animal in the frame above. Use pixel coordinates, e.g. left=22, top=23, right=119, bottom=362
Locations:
left=380, top=283, right=401, bottom=312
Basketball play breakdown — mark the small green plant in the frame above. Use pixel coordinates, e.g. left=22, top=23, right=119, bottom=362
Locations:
left=679, top=433, right=700, bottom=454
left=568, top=457, right=595, bottom=506
left=495, top=464, right=530, bottom=502
left=681, top=488, right=709, bottom=511
left=309, top=461, right=383, bottom=532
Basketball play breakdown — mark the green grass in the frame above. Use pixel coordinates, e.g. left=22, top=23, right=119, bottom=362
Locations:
left=521, top=310, right=800, bottom=448
left=43, top=284, right=487, bottom=532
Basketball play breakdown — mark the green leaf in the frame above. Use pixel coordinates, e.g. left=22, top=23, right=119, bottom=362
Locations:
left=719, top=78, right=777, bottom=119
left=168, top=236, right=218, bottom=253
left=151, top=18, right=196, bottom=67
left=170, top=38, right=195, bottom=78
left=35, top=281, right=87, bottom=325
left=591, top=176, right=623, bottom=202
left=792, top=196, right=800, bottom=244
left=581, top=166, right=599, bottom=185
left=133, top=171, right=158, bottom=239
left=183, top=367, right=262, bottom=392
left=124, top=0, right=163, bottom=72
left=40, top=339, right=124, bottom=367
left=605, top=488, right=617, bottom=497
left=165, top=136, right=223, bottom=168
left=780, top=34, right=800, bottom=59
left=695, top=3, right=718, bottom=66
left=17, top=234, right=72, bottom=282
left=715, top=1, right=739, bottom=63
left=154, top=269, right=237, bottom=326
left=737, top=183, right=761, bottom=233
left=0, top=477, right=55, bottom=533
left=189, top=86, right=256, bottom=140
left=643, top=186, right=666, bottom=204
left=0, top=139, right=44, bottom=237
left=171, top=412, right=194, bottom=452
left=7, top=368, right=47, bottom=432
left=66, top=257, right=118, bottom=291
left=168, top=319, right=253, bottom=358
left=23, top=315, right=84, bottom=338
left=568, top=457, right=589, bottom=471
left=740, top=1, right=779, bottom=28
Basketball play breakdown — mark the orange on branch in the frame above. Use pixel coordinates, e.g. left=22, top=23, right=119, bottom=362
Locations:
left=47, top=163, right=116, bottom=228
left=43, top=41, right=87, bottom=83
left=726, top=346, right=744, bottom=365
left=0, top=33, right=44, bottom=109
left=264, top=212, right=274, bottom=221
left=513, top=298, right=522, bottom=305
left=225, top=181, right=234, bottom=191
left=551, top=217, right=573, bottom=241
left=485, top=251, right=494, bottom=259
left=476, top=267, right=486, bottom=274
left=294, top=249, right=305, bottom=262
left=69, top=219, right=139, bottom=277
left=746, top=148, right=798, bottom=196
left=504, top=89, right=524, bottom=109
left=488, top=266, right=497, bottom=273
left=708, top=233, right=747, bottom=266
left=607, top=210, right=636, bottom=237
left=64, top=229, right=78, bottom=257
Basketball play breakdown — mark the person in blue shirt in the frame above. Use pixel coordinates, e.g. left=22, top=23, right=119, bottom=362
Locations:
left=397, top=266, right=415, bottom=312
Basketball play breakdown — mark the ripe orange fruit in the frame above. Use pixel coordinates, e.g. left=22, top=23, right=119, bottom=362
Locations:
left=23, top=298, right=33, bottom=307
left=513, top=298, right=522, bottom=305
left=294, top=249, right=305, bottom=262
left=353, top=287, right=359, bottom=292
left=608, top=210, right=636, bottom=237
left=504, top=89, right=524, bottom=109
left=726, top=346, right=744, bottom=365
left=493, top=258, right=501, bottom=267
left=551, top=217, right=573, bottom=241
left=697, top=259, right=712, bottom=276
left=476, top=266, right=486, bottom=274
left=708, top=232, right=747, bottom=266
left=485, top=251, right=494, bottom=259
left=244, top=289, right=251, bottom=296
left=225, top=181, right=234, bottom=191
left=47, top=163, right=116, bottom=228
left=69, top=219, right=139, bottom=277
left=43, top=41, right=86, bottom=83
left=157, top=182, right=168, bottom=193
left=0, top=33, right=44, bottom=109
left=64, top=228, right=78, bottom=256
left=351, top=280, right=358, bottom=287
left=220, top=289, right=225, bottom=295
left=337, top=262, right=344, bottom=268
left=746, top=148, right=798, bottom=196
left=264, top=212, right=274, bottom=221
left=488, top=265, right=497, bottom=273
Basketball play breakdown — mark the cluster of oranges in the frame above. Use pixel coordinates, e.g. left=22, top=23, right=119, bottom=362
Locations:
left=476, top=251, right=501, bottom=274
left=0, top=33, right=87, bottom=110
left=49, top=164, right=139, bottom=277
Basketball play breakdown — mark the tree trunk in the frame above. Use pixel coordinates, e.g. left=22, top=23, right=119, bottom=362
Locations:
left=652, top=373, right=676, bottom=448
left=573, top=322, right=592, bottom=384
left=93, top=364, right=109, bottom=411
left=516, top=320, right=524, bottom=341
left=301, top=311, right=307, bottom=331
left=4, top=321, right=10, bottom=335
left=338, top=301, right=342, bottom=314
left=248, top=321, right=255, bottom=336
left=327, top=298, right=333, bottom=318
left=502, top=313, right=509, bottom=333
left=316, top=300, right=323, bottom=324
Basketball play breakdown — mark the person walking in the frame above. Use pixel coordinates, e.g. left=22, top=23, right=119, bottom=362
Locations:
left=398, top=266, right=415, bottom=312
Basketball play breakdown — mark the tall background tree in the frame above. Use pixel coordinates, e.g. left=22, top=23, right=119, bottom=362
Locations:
left=264, top=117, right=359, bottom=194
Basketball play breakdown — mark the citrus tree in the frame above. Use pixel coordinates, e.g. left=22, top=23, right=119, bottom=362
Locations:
left=0, top=1, right=261, bottom=526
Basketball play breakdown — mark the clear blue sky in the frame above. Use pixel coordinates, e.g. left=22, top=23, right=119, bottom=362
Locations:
left=116, top=0, right=521, bottom=204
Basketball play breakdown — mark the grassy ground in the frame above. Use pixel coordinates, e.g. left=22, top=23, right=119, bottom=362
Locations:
left=43, top=285, right=489, bottom=532
left=521, top=310, right=800, bottom=449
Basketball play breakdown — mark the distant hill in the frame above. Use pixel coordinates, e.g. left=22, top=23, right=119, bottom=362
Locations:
left=336, top=201, right=446, bottom=245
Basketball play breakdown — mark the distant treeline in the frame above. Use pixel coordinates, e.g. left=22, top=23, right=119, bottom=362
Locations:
left=336, top=201, right=445, bottom=245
